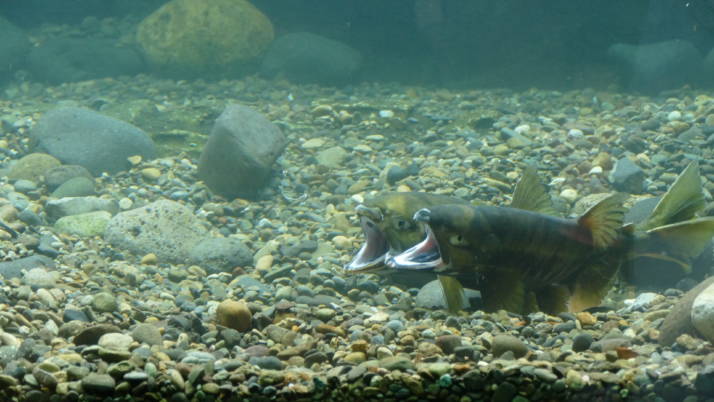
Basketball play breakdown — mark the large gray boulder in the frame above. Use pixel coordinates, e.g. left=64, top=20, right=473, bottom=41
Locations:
left=198, top=104, right=286, bottom=200
left=104, top=199, right=208, bottom=263
left=608, top=39, right=703, bottom=93
left=30, top=107, right=156, bottom=175
left=0, top=16, right=30, bottom=84
left=261, top=32, right=362, bottom=85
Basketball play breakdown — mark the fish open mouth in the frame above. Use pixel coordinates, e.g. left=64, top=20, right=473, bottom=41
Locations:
left=387, top=223, right=444, bottom=271
left=344, top=215, right=389, bottom=273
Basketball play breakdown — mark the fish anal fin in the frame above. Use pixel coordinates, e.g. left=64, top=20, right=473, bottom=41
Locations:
left=569, top=263, right=618, bottom=312
left=643, top=161, right=704, bottom=230
left=510, top=165, right=558, bottom=216
left=480, top=269, right=528, bottom=314
left=536, top=285, right=571, bottom=315
left=578, top=193, right=627, bottom=248
left=438, top=275, right=465, bottom=314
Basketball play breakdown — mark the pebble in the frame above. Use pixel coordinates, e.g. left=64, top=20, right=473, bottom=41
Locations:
left=491, top=335, right=528, bottom=358
left=216, top=299, right=252, bottom=332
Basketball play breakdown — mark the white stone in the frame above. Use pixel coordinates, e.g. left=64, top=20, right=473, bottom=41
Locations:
left=588, top=166, right=603, bottom=175
left=691, top=282, right=714, bottom=342
left=98, top=333, right=133, bottom=351
left=560, top=188, right=578, bottom=203
left=667, top=110, right=682, bottom=121
left=378, top=110, right=394, bottom=118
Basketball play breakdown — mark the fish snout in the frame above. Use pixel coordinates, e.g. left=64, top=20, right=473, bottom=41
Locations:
left=356, top=204, right=382, bottom=221
left=413, top=208, right=432, bottom=222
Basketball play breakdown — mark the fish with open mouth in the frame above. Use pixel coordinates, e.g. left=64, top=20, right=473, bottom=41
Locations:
left=387, top=161, right=714, bottom=314
left=388, top=193, right=631, bottom=314
left=344, top=166, right=556, bottom=275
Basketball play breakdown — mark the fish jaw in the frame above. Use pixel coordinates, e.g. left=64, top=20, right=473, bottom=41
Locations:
left=344, top=215, right=389, bottom=273
left=387, top=222, right=445, bottom=271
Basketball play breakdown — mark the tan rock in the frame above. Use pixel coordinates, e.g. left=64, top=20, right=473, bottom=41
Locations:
left=216, top=299, right=252, bottom=332
left=137, top=0, right=274, bottom=75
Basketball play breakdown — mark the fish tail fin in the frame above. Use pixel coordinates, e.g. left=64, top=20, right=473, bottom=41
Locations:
left=510, top=165, right=558, bottom=215
left=578, top=193, right=628, bottom=248
left=438, top=275, right=465, bottom=314
left=640, top=161, right=704, bottom=230
left=644, top=217, right=714, bottom=263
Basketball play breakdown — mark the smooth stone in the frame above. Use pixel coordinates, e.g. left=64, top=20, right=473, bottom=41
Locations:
left=572, top=333, right=593, bottom=352
left=54, top=210, right=111, bottom=237
left=491, top=335, right=528, bottom=358
left=131, top=323, right=163, bottom=346
left=216, top=299, right=252, bottom=332
left=50, top=176, right=95, bottom=198
left=691, top=281, right=714, bottom=343
left=22, top=267, right=57, bottom=288
left=249, top=356, right=283, bottom=370
left=92, top=292, right=118, bottom=313
left=81, top=373, right=116, bottom=394
left=6, top=152, right=61, bottom=182
left=98, top=333, right=133, bottom=351
left=435, top=335, right=462, bottom=354
left=660, top=277, right=714, bottom=346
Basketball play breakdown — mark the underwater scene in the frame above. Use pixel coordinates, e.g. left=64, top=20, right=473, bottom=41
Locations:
left=3, top=0, right=714, bottom=401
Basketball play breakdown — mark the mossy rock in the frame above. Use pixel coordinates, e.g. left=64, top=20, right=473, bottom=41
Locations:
left=137, top=0, right=274, bottom=77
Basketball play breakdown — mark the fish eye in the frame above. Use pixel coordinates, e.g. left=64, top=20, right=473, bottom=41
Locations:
left=449, top=234, right=468, bottom=246
left=396, top=219, right=411, bottom=230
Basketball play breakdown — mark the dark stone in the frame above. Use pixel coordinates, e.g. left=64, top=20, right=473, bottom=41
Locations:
left=31, top=107, right=155, bottom=175
left=220, top=328, right=242, bottom=348
left=44, top=165, right=93, bottom=191
left=572, top=333, right=593, bottom=352
left=305, top=351, right=328, bottom=366
left=73, top=324, right=121, bottom=346
left=695, top=364, right=714, bottom=396
left=609, top=157, right=644, bottom=194
left=491, top=334, right=528, bottom=358
left=188, top=237, right=252, bottom=274
left=81, top=373, right=116, bottom=395
left=0, top=255, right=55, bottom=279
left=280, top=239, right=318, bottom=258
left=261, top=32, right=362, bottom=85
left=248, top=356, right=283, bottom=370
left=386, top=165, right=410, bottom=184
left=435, top=335, right=462, bottom=354
left=26, top=38, right=144, bottom=85
left=453, top=346, right=478, bottom=362
left=63, top=309, right=90, bottom=323
left=492, top=381, right=518, bottom=402
left=553, top=321, right=576, bottom=333
left=198, top=104, right=286, bottom=200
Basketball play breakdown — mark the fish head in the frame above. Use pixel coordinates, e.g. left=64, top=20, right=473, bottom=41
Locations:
left=388, top=204, right=479, bottom=274
left=344, top=192, right=467, bottom=274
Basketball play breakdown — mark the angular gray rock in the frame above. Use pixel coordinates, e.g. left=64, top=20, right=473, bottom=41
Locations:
left=609, top=157, right=644, bottom=194
left=198, top=104, right=286, bottom=200
left=30, top=107, right=156, bottom=175
left=104, top=199, right=208, bottom=263
left=261, top=32, right=362, bottom=85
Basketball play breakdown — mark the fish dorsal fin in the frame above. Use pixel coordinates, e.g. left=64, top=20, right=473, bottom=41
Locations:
left=438, top=275, right=465, bottom=314
left=510, top=165, right=558, bottom=215
left=578, top=193, right=628, bottom=248
left=645, top=217, right=714, bottom=260
left=641, top=161, right=704, bottom=230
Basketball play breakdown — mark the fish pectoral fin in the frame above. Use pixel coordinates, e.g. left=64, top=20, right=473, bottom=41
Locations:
left=644, top=217, right=714, bottom=261
left=479, top=268, right=528, bottom=314
left=641, top=161, right=704, bottom=230
left=569, top=263, right=618, bottom=312
left=578, top=193, right=628, bottom=248
left=510, top=165, right=558, bottom=216
left=438, top=275, right=465, bottom=314
left=536, top=285, right=571, bottom=315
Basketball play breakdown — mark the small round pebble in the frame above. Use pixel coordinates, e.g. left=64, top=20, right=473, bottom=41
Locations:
left=491, top=334, right=528, bottom=358
left=216, top=299, right=252, bottom=332
left=572, top=333, right=593, bottom=352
